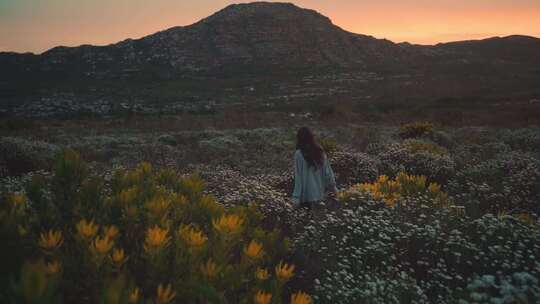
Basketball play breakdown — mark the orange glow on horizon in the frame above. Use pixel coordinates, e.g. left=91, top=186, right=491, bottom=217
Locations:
left=337, top=7, right=540, bottom=45
left=0, top=1, right=539, bottom=53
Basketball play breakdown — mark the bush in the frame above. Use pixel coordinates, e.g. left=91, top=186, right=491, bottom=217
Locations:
left=338, top=172, right=450, bottom=208
left=378, top=143, right=455, bottom=184
left=1, top=151, right=308, bottom=303
left=448, top=152, right=540, bottom=216
left=403, top=139, right=449, bottom=156
left=351, top=126, right=383, bottom=152
left=427, top=130, right=455, bottom=149
left=498, top=128, right=540, bottom=155
left=198, top=135, right=243, bottom=153
left=452, top=142, right=511, bottom=169
left=398, top=122, right=434, bottom=139
left=0, top=137, right=59, bottom=177
left=330, top=151, right=380, bottom=186
left=156, top=134, right=178, bottom=146
left=461, top=272, right=540, bottom=303
left=294, top=194, right=540, bottom=303
left=319, top=137, right=338, bottom=155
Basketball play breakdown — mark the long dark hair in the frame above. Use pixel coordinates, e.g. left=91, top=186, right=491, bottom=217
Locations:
left=296, top=127, right=324, bottom=168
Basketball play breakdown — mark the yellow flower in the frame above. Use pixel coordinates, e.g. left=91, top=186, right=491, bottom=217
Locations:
left=125, top=206, right=138, bottom=218
left=199, top=195, right=225, bottom=216
left=91, top=236, right=114, bottom=255
left=173, top=195, right=188, bottom=205
left=38, top=230, right=63, bottom=251
left=254, top=290, right=272, bottom=304
left=200, top=259, right=219, bottom=279
left=103, top=225, right=120, bottom=239
left=179, top=225, right=208, bottom=248
left=146, top=196, right=171, bottom=217
left=244, top=240, right=264, bottom=260
left=212, top=214, right=244, bottom=235
left=138, top=162, right=152, bottom=175
left=76, top=219, right=98, bottom=239
left=119, top=187, right=138, bottom=205
left=290, top=291, right=312, bottom=304
left=255, top=268, right=269, bottom=280
left=144, top=225, right=170, bottom=253
left=45, top=260, right=61, bottom=275
left=275, top=261, right=295, bottom=282
left=9, top=193, right=26, bottom=207
left=377, top=175, right=389, bottom=183
left=111, top=248, right=127, bottom=265
left=517, top=213, right=536, bottom=226
left=450, top=205, right=466, bottom=217
left=415, top=175, right=427, bottom=188
left=128, top=287, right=141, bottom=304
left=497, top=210, right=509, bottom=219
left=155, top=283, right=176, bottom=304
left=428, top=182, right=441, bottom=194
left=383, top=194, right=400, bottom=208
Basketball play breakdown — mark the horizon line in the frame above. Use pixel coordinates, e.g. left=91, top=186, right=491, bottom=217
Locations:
left=1, top=1, right=540, bottom=55
left=3, top=30, right=539, bottom=56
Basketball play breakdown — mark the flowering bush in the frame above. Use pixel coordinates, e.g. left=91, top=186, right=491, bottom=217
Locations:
left=498, top=128, right=540, bottom=155
left=319, top=137, right=338, bottom=155
left=294, top=194, right=540, bottom=303
left=426, top=130, right=455, bottom=149
left=402, top=139, right=449, bottom=156
left=378, top=143, right=455, bottom=184
left=1, top=150, right=310, bottom=303
left=0, top=137, right=59, bottom=177
left=451, top=142, right=511, bottom=169
left=448, top=152, right=540, bottom=216
left=338, top=172, right=450, bottom=208
left=330, top=151, right=380, bottom=186
left=398, top=122, right=434, bottom=139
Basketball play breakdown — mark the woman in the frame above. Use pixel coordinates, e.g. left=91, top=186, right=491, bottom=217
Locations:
left=292, top=127, right=337, bottom=210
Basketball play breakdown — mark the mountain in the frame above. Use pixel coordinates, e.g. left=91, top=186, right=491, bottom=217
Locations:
left=1, top=2, right=540, bottom=117
left=2, top=2, right=540, bottom=79
left=1, top=2, right=415, bottom=78
left=434, top=35, right=540, bottom=63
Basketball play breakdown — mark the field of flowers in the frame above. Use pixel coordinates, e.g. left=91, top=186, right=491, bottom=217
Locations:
left=1, top=122, right=539, bottom=303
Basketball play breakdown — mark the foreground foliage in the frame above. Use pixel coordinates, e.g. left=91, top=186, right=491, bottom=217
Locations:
left=1, top=150, right=309, bottom=304
left=295, top=186, right=540, bottom=303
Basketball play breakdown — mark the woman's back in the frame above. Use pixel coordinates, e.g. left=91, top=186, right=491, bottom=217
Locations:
left=292, top=149, right=337, bottom=206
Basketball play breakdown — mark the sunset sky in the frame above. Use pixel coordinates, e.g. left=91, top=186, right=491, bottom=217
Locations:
left=1, top=0, right=540, bottom=54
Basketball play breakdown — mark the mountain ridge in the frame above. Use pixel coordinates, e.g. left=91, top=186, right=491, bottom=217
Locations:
left=2, top=2, right=538, bottom=56
left=1, top=1, right=540, bottom=117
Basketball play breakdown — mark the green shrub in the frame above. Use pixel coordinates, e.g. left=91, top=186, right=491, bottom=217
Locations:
left=0, top=137, right=59, bottom=177
left=378, top=143, right=455, bottom=184
left=448, top=152, right=540, bottom=216
left=1, top=151, right=307, bottom=303
left=338, top=172, right=450, bottom=208
left=398, top=122, right=434, bottom=139
left=403, top=139, right=449, bottom=156
left=330, top=151, right=379, bottom=186
left=320, top=137, right=338, bottom=154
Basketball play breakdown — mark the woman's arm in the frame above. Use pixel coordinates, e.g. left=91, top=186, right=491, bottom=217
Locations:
left=291, top=151, right=303, bottom=206
left=323, top=155, right=338, bottom=194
